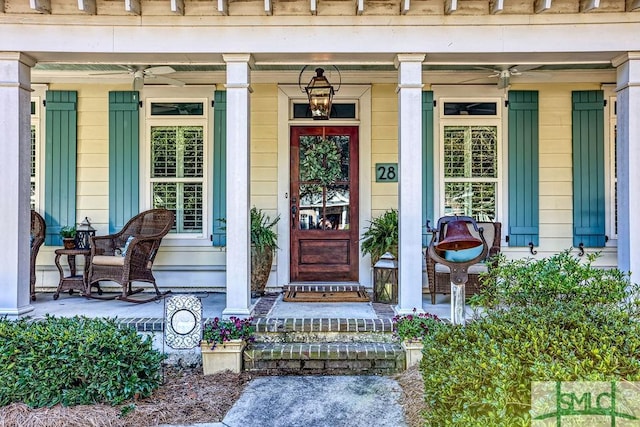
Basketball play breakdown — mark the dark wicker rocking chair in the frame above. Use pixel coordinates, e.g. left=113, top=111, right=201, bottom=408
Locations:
left=30, top=210, right=46, bottom=301
left=86, top=209, right=175, bottom=303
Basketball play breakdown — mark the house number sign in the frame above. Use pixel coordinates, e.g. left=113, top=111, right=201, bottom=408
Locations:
left=375, top=163, right=398, bottom=182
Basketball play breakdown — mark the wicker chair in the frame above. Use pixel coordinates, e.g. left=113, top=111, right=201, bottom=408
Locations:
left=425, top=220, right=501, bottom=304
left=87, top=209, right=175, bottom=303
left=30, top=210, right=46, bottom=301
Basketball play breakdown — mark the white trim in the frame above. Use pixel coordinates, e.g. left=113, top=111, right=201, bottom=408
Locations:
left=277, top=84, right=372, bottom=288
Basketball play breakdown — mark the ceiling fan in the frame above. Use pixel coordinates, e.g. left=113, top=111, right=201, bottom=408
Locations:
left=464, top=65, right=544, bottom=89
left=92, top=65, right=186, bottom=90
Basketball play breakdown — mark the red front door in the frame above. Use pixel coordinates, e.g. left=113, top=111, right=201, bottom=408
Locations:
left=290, top=126, right=359, bottom=282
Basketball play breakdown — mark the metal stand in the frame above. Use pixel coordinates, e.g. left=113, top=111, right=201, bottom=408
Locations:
left=450, top=282, right=465, bottom=325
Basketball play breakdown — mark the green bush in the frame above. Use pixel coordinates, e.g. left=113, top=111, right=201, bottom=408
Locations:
left=469, top=250, right=636, bottom=310
left=420, top=251, right=640, bottom=426
left=0, top=315, right=164, bottom=408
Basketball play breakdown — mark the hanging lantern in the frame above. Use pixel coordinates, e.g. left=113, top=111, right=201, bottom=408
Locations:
left=75, top=217, right=96, bottom=250
left=299, top=66, right=341, bottom=120
left=373, top=252, right=398, bottom=304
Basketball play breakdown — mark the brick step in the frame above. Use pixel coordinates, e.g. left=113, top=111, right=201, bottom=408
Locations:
left=243, top=342, right=405, bottom=375
left=252, top=318, right=395, bottom=343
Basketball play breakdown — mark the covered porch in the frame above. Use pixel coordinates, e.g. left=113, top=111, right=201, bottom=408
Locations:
left=1, top=6, right=640, bottom=318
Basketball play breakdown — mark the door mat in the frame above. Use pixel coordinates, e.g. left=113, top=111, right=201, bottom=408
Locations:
left=283, top=288, right=370, bottom=303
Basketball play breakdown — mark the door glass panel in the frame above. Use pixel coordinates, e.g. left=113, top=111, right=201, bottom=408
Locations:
left=297, top=135, right=351, bottom=231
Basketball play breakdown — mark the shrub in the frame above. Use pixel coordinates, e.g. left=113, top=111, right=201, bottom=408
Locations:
left=0, top=315, right=164, bottom=408
left=420, top=251, right=640, bottom=426
left=469, top=249, right=637, bottom=310
left=421, top=304, right=640, bottom=426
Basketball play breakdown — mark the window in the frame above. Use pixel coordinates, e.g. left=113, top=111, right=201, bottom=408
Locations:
left=608, top=95, right=617, bottom=241
left=439, top=99, right=501, bottom=222
left=30, top=97, right=41, bottom=210
left=146, top=98, right=208, bottom=238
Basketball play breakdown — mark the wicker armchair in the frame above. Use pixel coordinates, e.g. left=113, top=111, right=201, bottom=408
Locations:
left=87, top=209, right=175, bottom=303
left=30, top=210, right=46, bottom=301
left=425, top=220, right=501, bottom=304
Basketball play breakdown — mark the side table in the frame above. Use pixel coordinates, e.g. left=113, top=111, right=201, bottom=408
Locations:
left=53, top=248, right=101, bottom=300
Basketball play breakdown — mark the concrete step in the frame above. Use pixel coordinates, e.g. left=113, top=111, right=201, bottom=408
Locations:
left=243, top=341, right=405, bottom=375
left=252, top=317, right=395, bottom=343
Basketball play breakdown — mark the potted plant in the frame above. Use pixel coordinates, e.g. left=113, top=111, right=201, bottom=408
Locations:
left=250, top=207, right=280, bottom=297
left=392, top=309, right=440, bottom=369
left=361, top=209, right=398, bottom=264
left=219, top=207, right=280, bottom=297
left=60, top=225, right=77, bottom=249
left=201, top=316, right=255, bottom=375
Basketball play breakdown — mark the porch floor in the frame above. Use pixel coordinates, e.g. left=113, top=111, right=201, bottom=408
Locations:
left=28, top=291, right=473, bottom=323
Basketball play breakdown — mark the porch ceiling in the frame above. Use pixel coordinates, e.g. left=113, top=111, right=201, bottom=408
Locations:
left=30, top=53, right=616, bottom=86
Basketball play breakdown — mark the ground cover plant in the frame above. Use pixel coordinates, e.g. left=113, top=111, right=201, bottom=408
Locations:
left=0, top=315, right=164, bottom=408
left=420, top=250, right=640, bottom=426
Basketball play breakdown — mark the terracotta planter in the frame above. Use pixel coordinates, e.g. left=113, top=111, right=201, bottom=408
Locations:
left=201, top=339, right=246, bottom=375
left=251, top=245, right=273, bottom=297
left=402, top=340, right=424, bottom=369
left=63, top=238, right=76, bottom=249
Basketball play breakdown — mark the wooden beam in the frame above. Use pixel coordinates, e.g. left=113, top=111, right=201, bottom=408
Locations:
left=490, top=0, right=504, bottom=13
left=29, top=0, right=51, bottom=13
left=580, top=0, right=599, bottom=11
left=630, top=0, right=640, bottom=10
left=125, top=0, right=140, bottom=14
left=217, top=0, right=228, bottom=14
left=170, top=0, right=184, bottom=14
left=445, top=0, right=457, bottom=14
left=264, top=0, right=272, bottom=15
left=401, top=0, right=410, bottom=14
left=356, top=0, right=364, bottom=15
left=310, top=0, right=317, bottom=14
left=77, top=0, right=96, bottom=14
left=534, top=0, right=552, bottom=12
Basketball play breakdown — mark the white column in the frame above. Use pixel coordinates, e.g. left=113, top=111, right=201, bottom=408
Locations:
left=613, top=52, right=640, bottom=280
left=222, top=54, right=252, bottom=317
left=0, top=53, right=35, bottom=317
left=395, top=53, right=426, bottom=315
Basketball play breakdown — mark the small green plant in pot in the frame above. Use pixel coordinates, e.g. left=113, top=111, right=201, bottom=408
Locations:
left=250, top=207, right=280, bottom=297
left=59, top=225, right=77, bottom=249
left=361, top=209, right=398, bottom=264
left=219, top=207, right=280, bottom=297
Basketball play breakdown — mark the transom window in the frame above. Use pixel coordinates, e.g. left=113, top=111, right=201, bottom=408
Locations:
left=146, top=98, right=207, bottom=237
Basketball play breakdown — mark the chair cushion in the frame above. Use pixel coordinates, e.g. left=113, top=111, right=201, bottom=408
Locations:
left=92, top=255, right=125, bottom=266
left=435, top=262, right=488, bottom=275
left=444, top=246, right=483, bottom=262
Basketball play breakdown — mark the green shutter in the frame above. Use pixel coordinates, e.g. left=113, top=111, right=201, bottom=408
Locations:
left=422, top=91, right=435, bottom=246
left=572, top=90, right=606, bottom=247
left=212, top=91, right=227, bottom=246
left=44, top=91, right=77, bottom=246
left=109, top=91, right=140, bottom=233
left=508, top=91, right=539, bottom=247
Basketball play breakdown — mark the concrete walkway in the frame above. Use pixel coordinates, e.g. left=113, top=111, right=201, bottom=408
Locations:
left=161, top=375, right=407, bottom=427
